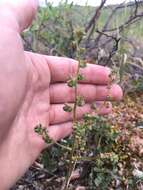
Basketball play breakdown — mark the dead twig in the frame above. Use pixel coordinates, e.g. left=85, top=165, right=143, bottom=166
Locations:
left=85, top=0, right=107, bottom=42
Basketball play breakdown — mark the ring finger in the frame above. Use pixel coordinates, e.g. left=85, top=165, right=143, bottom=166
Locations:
left=49, top=102, right=112, bottom=125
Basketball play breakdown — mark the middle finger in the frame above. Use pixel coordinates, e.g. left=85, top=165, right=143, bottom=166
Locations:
left=50, top=83, right=123, bottom=103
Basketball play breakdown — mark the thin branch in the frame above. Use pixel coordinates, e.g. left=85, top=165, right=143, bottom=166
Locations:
left=103, top=0, right=143, bottom=33
left=85, top=0, right=107, bottom=43
left=101, top=2, right=126, bottom=33
left=105, top=0, right=143, bottom=12
left=96, top=30, right=118, bottom=41
left=94, top=2, right=126, bottom=45
left=95, top=30, right=121, bottom=66
left=103, top=13, right=143, bottom=33
left=134, top=0, right=139, bottom=16
left=85, top=0, right=107, bottom=32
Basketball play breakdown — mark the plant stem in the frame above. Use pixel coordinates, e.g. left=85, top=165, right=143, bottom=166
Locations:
left=63, top=59, right=80, bottom=190
left=55, top=142, right=72, bottom=151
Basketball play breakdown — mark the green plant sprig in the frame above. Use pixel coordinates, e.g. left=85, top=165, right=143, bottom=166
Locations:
left=34, top=27, right=117, bottom=190
left=63, top=57, right=117, bottom=189
left=34, top=124, right=72, bottom=151
left=63, top=28, right=86, bottom=190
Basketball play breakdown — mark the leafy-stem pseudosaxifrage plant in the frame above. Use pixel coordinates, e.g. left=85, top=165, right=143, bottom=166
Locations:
left=34, top=28, right=117, bottom=190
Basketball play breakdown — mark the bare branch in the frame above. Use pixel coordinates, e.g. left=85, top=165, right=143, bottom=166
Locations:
left=93, top=0, right=143, bottom=46
left=103, top=0, right=143, bottom=33
left=95, top=30, right=121, bottom=66
left=103, top=13, right=143, bottom=32
left=106, top=0, right=143, bottom=12
left=96, top=30, right=118, bottom=41
left=85, top=0, right=107, bottom=32
left=134, top=0, right=139, bottom=16
left=85, top=0, right=107, bottom=42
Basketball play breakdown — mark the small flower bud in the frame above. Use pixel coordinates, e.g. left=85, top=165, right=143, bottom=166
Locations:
left=77, top=74, right=84, bottom=81
left=70, top=41, right=77, bottom=50
left=34, top=124, right=53, bottom=144
left=67, top=78, right=77, bottom=87
left=107, top=95, right=113, bottom=101
left=34, top=124, right=45, bottom=135
left=109, top=70, right=117, bottom=83
left=63, top=104, right=73, bottom=112
left=74, top=28, right=85, bottom=42
left=76, top=96, right=85, bottom=107
left=79, top=48, right=86, bottom=55
left=91, top=102, right=97, bottom=110
left=79, top=60, right=87, bottom=68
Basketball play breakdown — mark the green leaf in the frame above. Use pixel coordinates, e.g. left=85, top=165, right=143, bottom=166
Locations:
left=67, top=78, right=77, bottom=87
left=76, top=96, right=85, bottom=107
left=34, top=124, right=53, bottom=144
left=79, top=60, right=87, bottom=68
left=34, top=124, right=45, bottom=135
left=63, top=104, right=73, bottom=112
left=77, top=73, right=85, bottom=81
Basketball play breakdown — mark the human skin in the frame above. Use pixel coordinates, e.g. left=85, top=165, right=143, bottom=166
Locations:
left=0, top=0, right=123, bottom=189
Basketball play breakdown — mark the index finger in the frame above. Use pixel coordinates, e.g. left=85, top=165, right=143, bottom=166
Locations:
left=46, top=56, right=111, bottom=85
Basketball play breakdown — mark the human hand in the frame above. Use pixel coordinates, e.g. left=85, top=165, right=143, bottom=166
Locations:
left=0, top=1, right=123, bottom=189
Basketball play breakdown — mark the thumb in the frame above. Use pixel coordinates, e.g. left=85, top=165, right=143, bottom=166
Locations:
left=0, top=0, right=39, bottom=32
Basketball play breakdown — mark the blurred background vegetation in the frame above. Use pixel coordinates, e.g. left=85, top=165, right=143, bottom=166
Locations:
left=22, top=0, right=143, bottom=94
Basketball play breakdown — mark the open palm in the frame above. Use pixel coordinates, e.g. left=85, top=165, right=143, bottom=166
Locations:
left=0, top=1, right=123, bottom=189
